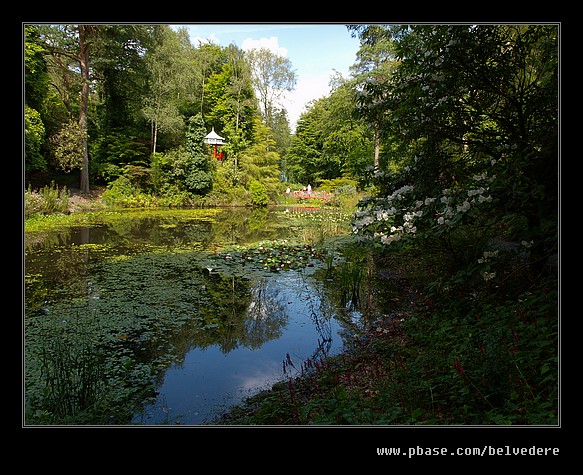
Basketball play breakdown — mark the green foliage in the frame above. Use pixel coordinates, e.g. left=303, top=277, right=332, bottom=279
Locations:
left=185, top=167, right=213, bottom=195
left=249, top=180, right=269, bottom=207
left=286, top=81, right=373, bottom=185
left=282, top=209, right=352, bottom=244
left=49, top=120, right=85, bottom=173
left=141, top=25, right=193, bottom=153
left=185, top=114, right=214, bottom=194
left=25, top=182, right=70, bottom=218
left=317, top=177, right=358, bottom=192
left=91, top=131, right=150, bottom=167
left=24, top=25, right=51, bottom=111
left=101, top=175, right=157, bottom=208
left=25, top=105, right=47, bottom=173
left=352, top=24, right=558, bottom=272
left=395, top=263, right=558, bottom=424
left=29, top=325, right=109, bottom=424
left=205, top=164, right=249, bottom=206
left=150, top=144, right=213, bottom=198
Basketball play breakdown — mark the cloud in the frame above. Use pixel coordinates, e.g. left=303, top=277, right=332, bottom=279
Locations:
left=189, top=33, right=220, bottom=46
left=241, top=36, right=288, bottom=57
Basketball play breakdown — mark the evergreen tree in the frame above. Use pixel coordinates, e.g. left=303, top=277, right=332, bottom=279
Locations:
left=184, top=113, right=213, bottom=194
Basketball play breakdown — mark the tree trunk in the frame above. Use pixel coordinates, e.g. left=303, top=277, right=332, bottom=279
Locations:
left=152, top=121, right=158, bottom=156
left=78, top=26, right=91, bottom=194
left=374, top=124, right=381, bottom=170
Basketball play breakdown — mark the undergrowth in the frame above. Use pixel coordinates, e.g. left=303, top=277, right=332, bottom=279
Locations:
left=213, top=244, right=558, bottom=426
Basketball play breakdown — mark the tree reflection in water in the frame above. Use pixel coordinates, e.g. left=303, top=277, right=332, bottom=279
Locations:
left=24, top=208, right=351, bottom=425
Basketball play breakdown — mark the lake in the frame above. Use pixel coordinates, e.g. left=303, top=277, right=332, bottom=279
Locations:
left=24, top=206, right=362, bottom=425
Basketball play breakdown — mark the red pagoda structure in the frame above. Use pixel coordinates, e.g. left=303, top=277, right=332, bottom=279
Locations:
left=203, top=127, right=225, bottom=161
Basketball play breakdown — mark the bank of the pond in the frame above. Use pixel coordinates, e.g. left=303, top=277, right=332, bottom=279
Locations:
left=24, top=188, right=558, bottom=427
left=210, top=246, right=558, bottom=426
left=210, top=252, right=421, bottom=425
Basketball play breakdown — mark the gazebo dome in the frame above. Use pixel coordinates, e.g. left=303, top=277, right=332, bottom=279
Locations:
left=203, top=127, right=225, bottom=145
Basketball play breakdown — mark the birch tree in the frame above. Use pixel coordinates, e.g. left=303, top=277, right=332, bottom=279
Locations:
left=142, top=26, right=193, bottom=156
left=245, top=47, right=296, bottom=126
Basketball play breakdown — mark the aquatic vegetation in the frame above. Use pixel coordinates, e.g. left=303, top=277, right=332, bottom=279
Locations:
left=199, top=240, right=331, bottom=276
left=24, top=207, right=360, bottom=425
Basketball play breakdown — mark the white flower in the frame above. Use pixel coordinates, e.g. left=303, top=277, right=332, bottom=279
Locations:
left=457, top=200, right=470, bottom=213
left=467, top=187, right=485, bottom=197
left=376, top=211, right=389, bottom=221
left=483, top=271, right=496, bottom=281
left=478, top=250, right=499, bottom=263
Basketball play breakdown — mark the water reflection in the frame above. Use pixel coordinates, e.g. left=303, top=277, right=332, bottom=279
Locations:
left=24, top=208, right=291, bottom=254
left=135, top=270, right=342, bottom=425
left=24, top=208, right=350, bottom=425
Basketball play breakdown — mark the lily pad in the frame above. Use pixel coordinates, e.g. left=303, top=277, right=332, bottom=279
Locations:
left=197, top=240, right=331, bottom=277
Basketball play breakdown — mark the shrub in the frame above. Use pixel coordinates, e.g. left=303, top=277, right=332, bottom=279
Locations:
left=24, top=182, right=70, bottom=218
left=249, top=181, right=269, bottom=207
left=101, top=176, right=157, bottom=208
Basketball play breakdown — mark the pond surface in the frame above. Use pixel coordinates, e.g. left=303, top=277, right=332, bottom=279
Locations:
left=24, top=207, right=360, bottom=425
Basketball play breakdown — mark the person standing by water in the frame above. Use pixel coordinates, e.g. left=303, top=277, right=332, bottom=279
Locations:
left=307, top=184, right=312, bottom=196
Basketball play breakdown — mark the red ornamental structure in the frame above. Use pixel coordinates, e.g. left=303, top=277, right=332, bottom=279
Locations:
left=203, top=127, right=225, bottom=161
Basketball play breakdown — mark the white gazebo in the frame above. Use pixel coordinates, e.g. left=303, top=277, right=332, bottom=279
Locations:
left=203, top=128, right=226, bottom=160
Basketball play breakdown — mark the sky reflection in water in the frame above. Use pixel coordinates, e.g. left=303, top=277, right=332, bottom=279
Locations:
left=133, top=270, right=344, bottom=425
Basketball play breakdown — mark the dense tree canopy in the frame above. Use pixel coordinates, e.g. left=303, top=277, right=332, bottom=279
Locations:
left=24, top=23, right=558, bottom=245
left=351, top=24, right=558, bottom=270
left=24, top=23, right=559, bottom=428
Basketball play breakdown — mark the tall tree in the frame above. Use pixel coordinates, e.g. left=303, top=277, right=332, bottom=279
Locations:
left=285, top=101, right=324, bottom=185
left=142, top=26, right=194, bottom=156
left=184, top=113, right=213, bottom=194
left=189, top=41, right=226, bottom=118
left=285, top=72, right=372, bottom=186
left=91, top=25, right=156, bottom=133
left=239, top=118, right=281, bottom=194
left=225, top=43, right=257, bottom=137
left=348, top=24, right=400, bottom=171
left=40, top=24, right=98, bottom=193
left=245, top=47, right=296, bottom=126
left=25, top=25, right=50, bottom=176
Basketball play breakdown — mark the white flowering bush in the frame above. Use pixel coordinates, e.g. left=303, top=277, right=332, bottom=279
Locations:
left=352, top=162, right=495, bottom=252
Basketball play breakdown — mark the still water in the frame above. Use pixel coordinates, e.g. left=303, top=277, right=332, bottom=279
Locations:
left=134, top=271, right=343, bottom=424
left=24, top=207, right=357, bottom=425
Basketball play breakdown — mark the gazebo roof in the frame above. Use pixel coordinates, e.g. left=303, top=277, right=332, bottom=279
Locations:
left=204, top=127, right=225, bottom=144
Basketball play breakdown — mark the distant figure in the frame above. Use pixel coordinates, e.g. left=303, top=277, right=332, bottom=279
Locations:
left=307, top=184, right=312, bottom=196
left=286, top=187, right=291, bottom=196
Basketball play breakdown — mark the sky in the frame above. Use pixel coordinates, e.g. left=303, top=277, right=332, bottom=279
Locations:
left=173, top=23, right=362, bottom=131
